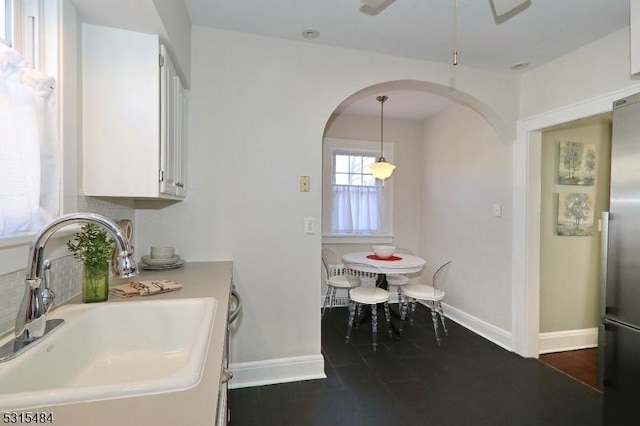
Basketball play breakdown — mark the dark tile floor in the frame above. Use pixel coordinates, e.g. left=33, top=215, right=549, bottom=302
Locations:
left=229, top=305, right=602, bottom=425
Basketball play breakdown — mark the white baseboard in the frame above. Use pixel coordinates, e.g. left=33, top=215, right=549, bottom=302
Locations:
left=228, top=354, right=326, bottom=389
left=439, top=302, right=513, bottom=351
left=538, top=328, right=598, bottom=354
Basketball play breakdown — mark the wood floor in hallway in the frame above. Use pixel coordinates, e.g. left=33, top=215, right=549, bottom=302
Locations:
left=539, top=348, right=600, bottom=392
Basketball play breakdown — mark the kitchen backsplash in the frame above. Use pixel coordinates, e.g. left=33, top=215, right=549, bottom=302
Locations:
left=0, top=197, right=135, bottom=336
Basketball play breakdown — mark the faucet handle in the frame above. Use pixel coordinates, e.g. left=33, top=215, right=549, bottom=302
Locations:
left=116, top=252, right=138, bottom=278
left=41, top=260, right=55, bottom=312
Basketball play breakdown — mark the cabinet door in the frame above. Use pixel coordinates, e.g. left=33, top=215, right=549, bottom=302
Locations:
left=175, top=75, right=187, bottom=197
left=82, top=24, right=162, bottom=198
left=159, top=45, right=187, bottom=198
left=160, top=45, right=179, bottom=196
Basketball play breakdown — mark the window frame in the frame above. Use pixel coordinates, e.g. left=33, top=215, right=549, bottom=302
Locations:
left=322, top=137, right=394, bottom=244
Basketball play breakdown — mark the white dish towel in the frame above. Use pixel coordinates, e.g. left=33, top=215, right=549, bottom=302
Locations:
left=110, top=280, right=182, bottom=298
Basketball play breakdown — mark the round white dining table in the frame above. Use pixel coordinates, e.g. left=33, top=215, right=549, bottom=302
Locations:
left=342, top=252, right=426, bottom=274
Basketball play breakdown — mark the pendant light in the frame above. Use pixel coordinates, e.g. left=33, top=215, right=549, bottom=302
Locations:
left=369, top=95, right=395, bottom=180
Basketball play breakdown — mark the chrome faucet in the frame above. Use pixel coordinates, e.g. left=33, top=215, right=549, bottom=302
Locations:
left=14, top=213, right=138, bottom=343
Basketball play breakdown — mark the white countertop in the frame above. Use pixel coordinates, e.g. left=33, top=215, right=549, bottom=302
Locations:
left=51, top=261, right=233, bottom=426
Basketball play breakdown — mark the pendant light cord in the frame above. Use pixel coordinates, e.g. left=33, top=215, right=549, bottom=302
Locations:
left=376, top=95, right=388, bottom=160
left=453, top=0, right=458, bottom=66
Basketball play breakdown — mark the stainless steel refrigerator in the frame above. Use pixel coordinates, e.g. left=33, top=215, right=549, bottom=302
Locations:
left=601, top=91, right=640, bottom=425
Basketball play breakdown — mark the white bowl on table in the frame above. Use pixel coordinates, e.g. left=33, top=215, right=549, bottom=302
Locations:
left=372, top=245, right=396, bottom=259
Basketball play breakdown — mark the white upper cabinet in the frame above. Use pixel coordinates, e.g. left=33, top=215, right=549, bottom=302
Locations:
left=632, top=0, right=640, bottom=76
left=81, top=24, right=187, bottom=199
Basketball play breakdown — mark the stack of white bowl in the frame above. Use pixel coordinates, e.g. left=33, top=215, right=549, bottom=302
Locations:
left=140, top=246, right=181, bottom=267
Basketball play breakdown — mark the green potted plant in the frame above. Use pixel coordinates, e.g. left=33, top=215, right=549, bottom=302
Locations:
left=67, top=223, right=114, bottom=303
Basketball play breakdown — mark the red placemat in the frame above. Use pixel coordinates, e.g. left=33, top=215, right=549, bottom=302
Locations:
left=367, top=254, right=403, bottom=261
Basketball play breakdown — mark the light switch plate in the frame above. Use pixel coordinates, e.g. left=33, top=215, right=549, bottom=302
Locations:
left=304, top=217, right=315, bottom=234
left=300, top=176, right=310, bottom=192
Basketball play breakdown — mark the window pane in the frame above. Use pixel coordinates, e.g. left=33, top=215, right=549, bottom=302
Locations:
left=349, top=156, right=362, bottom=174
left=0, top=0, right=9, bottom=45
left=362, top=156, right=376, bottom=167
left=335, top=173, right=349, bottom=185
left=333, top=152, right=383, bottom=188
left=362, top=175, right=377, bottom=186
left=0, top=3, right=5, bottom=43
left=335, top=155, right=349, bottom=173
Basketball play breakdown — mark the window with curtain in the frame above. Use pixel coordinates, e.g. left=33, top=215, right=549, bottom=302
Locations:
left=331, top=152, right=386, bottom=234
left=0, top=0, right=59, bottom=237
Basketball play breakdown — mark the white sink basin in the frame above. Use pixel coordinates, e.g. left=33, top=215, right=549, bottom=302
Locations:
left=0, top=297, right=217, bottom=410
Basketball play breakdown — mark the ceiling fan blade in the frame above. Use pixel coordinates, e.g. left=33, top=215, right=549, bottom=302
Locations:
left=359, top=0, right=396, bottom=16
left=360, top=0, right=388, bottom=7
left=490, top=0, right=531, bottom=23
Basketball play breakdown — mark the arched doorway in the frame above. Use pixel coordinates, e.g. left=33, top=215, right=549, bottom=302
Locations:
left=321, top=80, right=515, bottom=349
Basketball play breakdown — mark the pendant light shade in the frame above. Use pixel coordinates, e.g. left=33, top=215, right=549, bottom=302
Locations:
left=369, top=95, right=395, bottom=180
left=369, top=160, right=395, bottom=179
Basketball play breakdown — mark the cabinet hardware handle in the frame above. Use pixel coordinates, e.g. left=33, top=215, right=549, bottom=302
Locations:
left=229, top=290, right=242, bottom=324
left=221, top=368, right=233, bottom=384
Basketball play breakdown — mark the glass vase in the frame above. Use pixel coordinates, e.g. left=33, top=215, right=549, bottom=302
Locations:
left=83, top=262, right=109, bottom=303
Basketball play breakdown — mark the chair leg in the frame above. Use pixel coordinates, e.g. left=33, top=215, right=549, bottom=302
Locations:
left=355, top=304, right=362, bottom=329
left=371, top=304, right=378, bottom=351
left=436, top=301, right=448, bottom=335
left=321, top=286, right=333, bottom=318
left=383, top=302, right=392, bottom=338
left=409, top=300, right=417, bottom=326
left=399, top=297, right=410, bottom=333
left=329, top=287, right=336, bottom=311
left=346, top=301, right=357, bottom=343
left=429, top=302, right=442, bottom=346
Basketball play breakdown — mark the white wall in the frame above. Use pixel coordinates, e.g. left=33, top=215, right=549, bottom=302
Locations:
left=134, top=25, right=520, bottom=372
left=420, top=104, right=513, bottom=331
left=520, top=28, right=640, bottom=118
left=152, top=0, right=191, bottom=87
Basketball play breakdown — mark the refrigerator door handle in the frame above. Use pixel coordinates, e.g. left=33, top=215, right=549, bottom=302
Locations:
left=600, top=211, right=610, bottom=320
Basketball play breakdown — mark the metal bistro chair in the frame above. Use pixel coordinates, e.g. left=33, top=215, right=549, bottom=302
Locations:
left=345, top=262, right=392, bottom=351
left=400, top=260, right=453, bottom=345
left=321, top=249, right=357, bottom=318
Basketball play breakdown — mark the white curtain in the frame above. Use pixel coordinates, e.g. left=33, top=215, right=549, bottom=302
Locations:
left=331, top=184, right=385, bottom=234
left=0, top=43, right=58, bottom=236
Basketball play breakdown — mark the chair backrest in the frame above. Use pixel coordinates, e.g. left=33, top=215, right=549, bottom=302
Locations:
left=322, top=248, right=337, bottom=266
left=344, top=262, right=382, bottom=288
left=322, top=248, right=348, bottom=278
left=432, top=260, right=452, bottom=290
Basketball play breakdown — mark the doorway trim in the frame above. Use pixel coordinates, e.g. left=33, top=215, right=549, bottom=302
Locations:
left=512, top=85, right=640, bottom=358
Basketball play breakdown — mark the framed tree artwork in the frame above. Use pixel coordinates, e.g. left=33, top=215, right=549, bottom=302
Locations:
left=556, top=192, right=595, bottom=236
left=557, top=141, right=596, bottom=185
